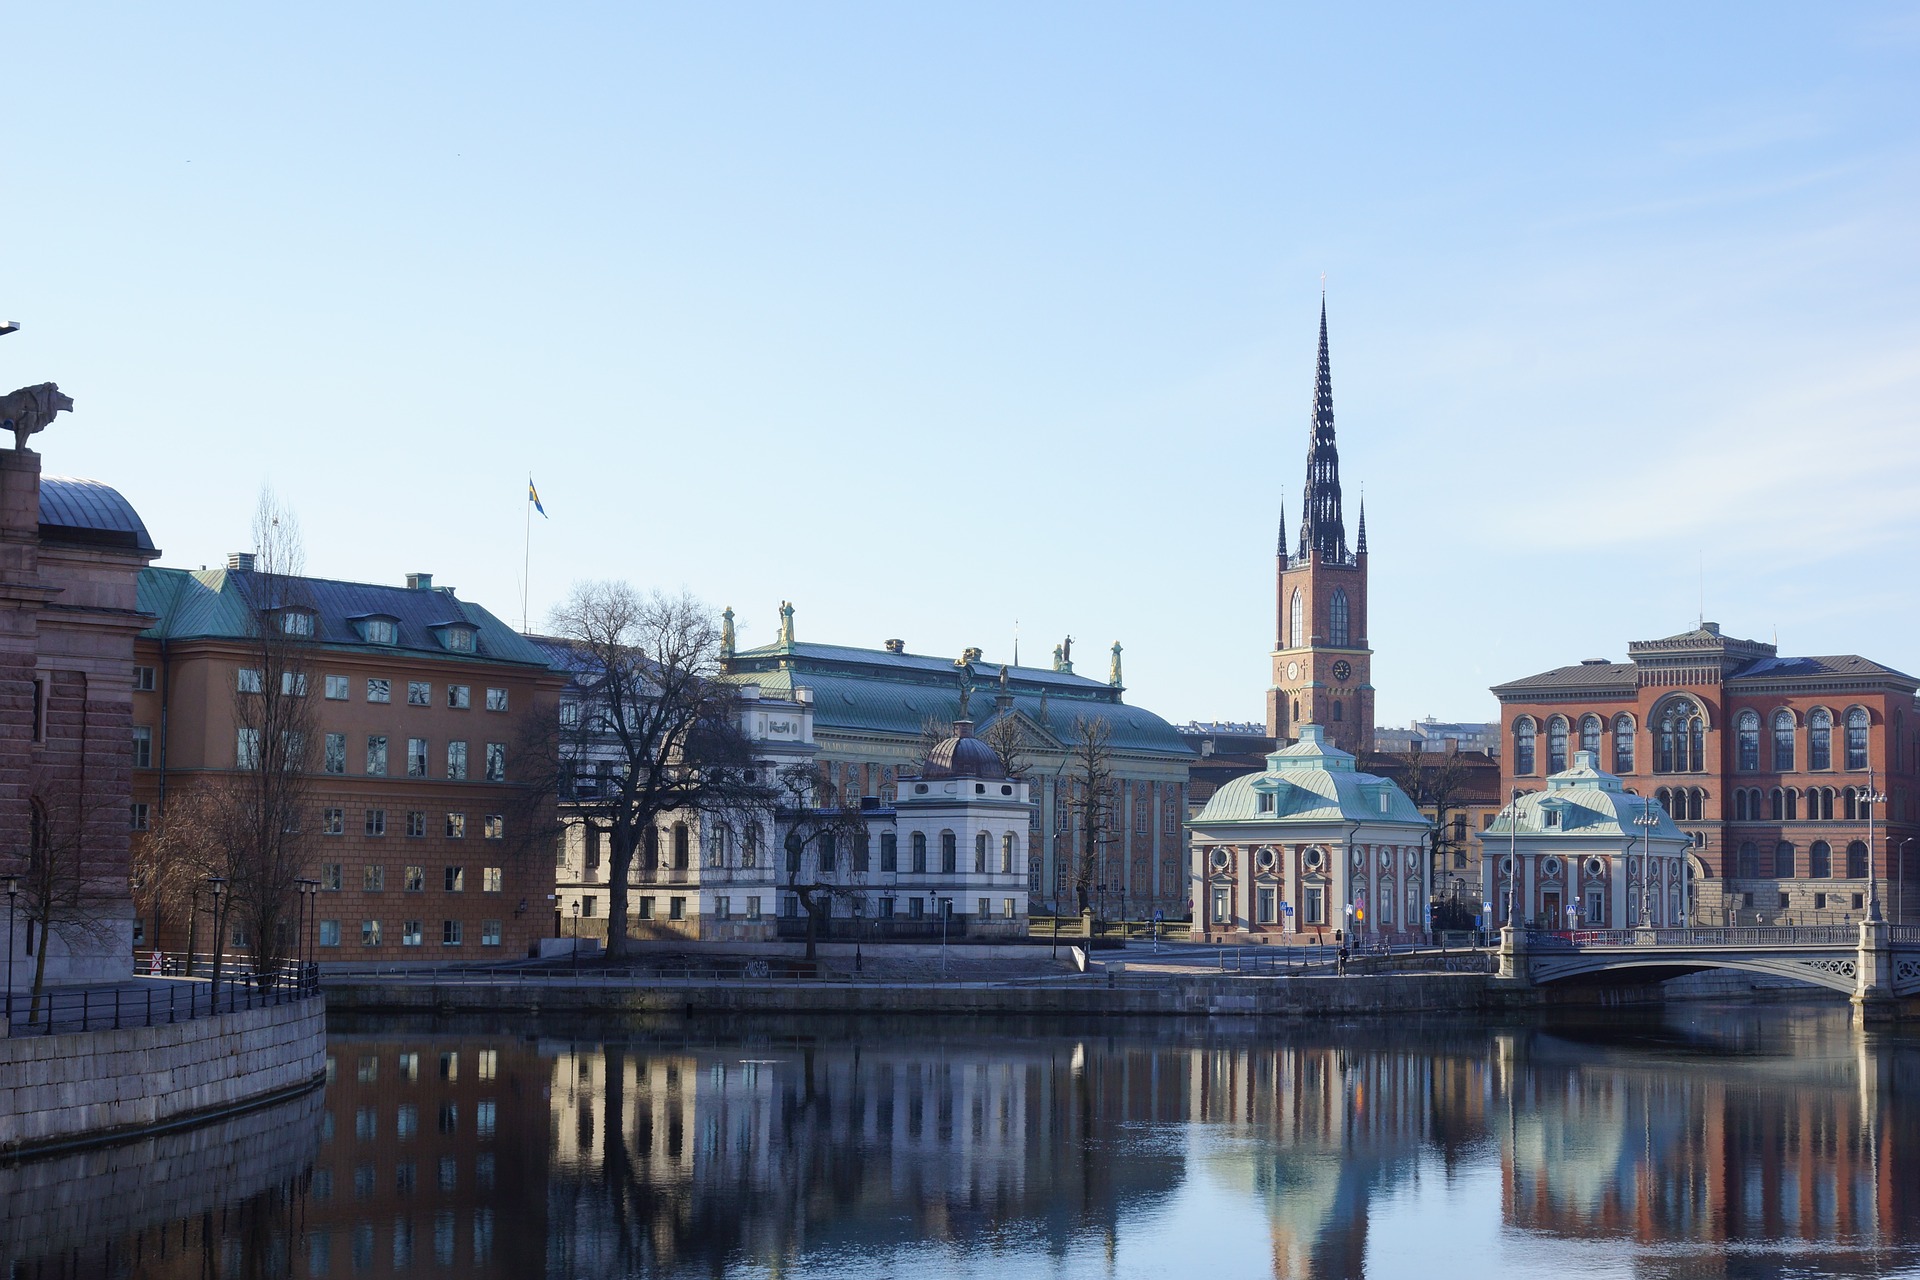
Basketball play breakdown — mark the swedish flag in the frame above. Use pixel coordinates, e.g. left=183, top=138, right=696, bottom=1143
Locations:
left=528, top=478, right=548, bottom=518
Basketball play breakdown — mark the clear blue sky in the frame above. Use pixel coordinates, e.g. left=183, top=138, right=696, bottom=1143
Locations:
left=6, top=5, right=1918, bottom=728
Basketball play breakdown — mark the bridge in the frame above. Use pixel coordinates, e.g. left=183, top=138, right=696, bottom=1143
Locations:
left=1499, top=921, right=1920, bottom=1018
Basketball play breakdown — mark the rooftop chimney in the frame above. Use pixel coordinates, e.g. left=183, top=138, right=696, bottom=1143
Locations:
left=884, top=639, right=904, bottom=654
left=226, top=552, right=255, bottom=572
left=406, top=572, right=434, bottom=591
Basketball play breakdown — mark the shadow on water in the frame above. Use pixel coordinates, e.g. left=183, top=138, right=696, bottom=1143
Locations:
left=15, top=1004, right=1920, bottom=1278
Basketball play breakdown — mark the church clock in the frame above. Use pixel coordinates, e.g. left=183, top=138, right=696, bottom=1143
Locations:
left=1332, top=659, right=1351, bottom=682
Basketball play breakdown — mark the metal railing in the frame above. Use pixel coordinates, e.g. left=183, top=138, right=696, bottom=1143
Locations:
left=1532, top=926, right=1859, bottom=948
left=6, top=964, right=319, bottom=1036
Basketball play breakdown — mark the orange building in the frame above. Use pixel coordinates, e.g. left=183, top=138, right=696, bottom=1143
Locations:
left=132, top=561, right=564, bottom=963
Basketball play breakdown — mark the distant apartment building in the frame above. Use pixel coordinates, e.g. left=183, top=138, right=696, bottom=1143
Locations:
left=133, top=562, right=565, bottom=963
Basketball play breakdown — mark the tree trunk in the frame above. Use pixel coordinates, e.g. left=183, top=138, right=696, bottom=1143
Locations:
left=605, top=825, right=634, bottom=959
left=804, top=897, right=821, bottom=962
left=28, top=911, right=50, bottom=1024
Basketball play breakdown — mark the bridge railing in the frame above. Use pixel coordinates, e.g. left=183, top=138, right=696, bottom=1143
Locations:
left=1529, top=926, right=1858, bottom=948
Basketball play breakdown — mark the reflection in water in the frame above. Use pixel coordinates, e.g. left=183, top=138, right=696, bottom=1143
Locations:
left=15, top=1005, right=1920, bottom=1278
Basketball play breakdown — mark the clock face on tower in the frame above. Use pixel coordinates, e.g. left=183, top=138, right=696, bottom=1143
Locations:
left=1332, top=659, right=1352, bottom=682
left=1286, top=661, right=1300, bottom=681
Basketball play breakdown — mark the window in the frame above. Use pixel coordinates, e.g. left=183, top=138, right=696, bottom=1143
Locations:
left=1774, top=841, right=1796, bottom=878
left=442, top=920, right=462, bottom=946
left=637, top=896, right=653, bottom=919
left=362, top=919, right=382, bottom=946
left=325, top=674, right=349, bottom=700
left=1612, top=715, right=1636, bottom=773
left=236, top=728, right=261, bottom=769
left=364, top=863, right=385, bottom=891
left=1811, top=840, right=1832, bottom=878
left=440, top=627, right=477, bottom=654
left=402, top=921, right=423, bottom=947
left=1258, top=791, right=1275, bottom=814
left=974, top=833, right=988, bottom=873
left=403, top=737, right=427, bottom=778
left=1847, top=841, right=1869, bottom=879
left=484, top=815, right=503, bottom=840
left=132, top=664, right=156, bottom=691
left=321, top=862, right=342, bottom=891
left=444, top=867, right=464, bottom=892
left=485, top=688, right=509, bottom=712
left=1257, top=886, right=1276, bottom=923
left=1579, top=714, right=1602, bottom=759
left=1328, top=589, right=1350, bottom=647
left=714, top=896, right=730, bottom=920
left=940, top=831, right=957, bottom=874
left=1734, top=710, right=1760, bottom=771
left=911, top=832, right=927, bottom=873
left=1815, top=892, right=1828, bottom=910
left=483, top=866, right=502, bottom=892
left=1002, top=832, right=1015, bottom=873
left=1658, top=700, right=1705, bottom=773
left=281, top=671, right=307, bottom=696
left=319, top=920, right=340, bottom=947
left=669, top=896, right=686, bottom=920
left=1332, top=700, right=1344, bottom=722
left=406, top=810, right=426, bottom=837
left=978, top=896, right=991, bottom=918
left=324, top=807, right=345, bottom=835
left=1288, top=588, right=1305, bottom=649
left=484, top=743, right=505, bottom=781
left=132, top=725, right=153, bottom=768
left=881, top=833, right=898, bottom=872
left=852, top=831, right=871, bottom=873
left=366, top=735, right=388, bottom=776
left=447, top=684, right=470, bottom=709
left=1846, top=708, right=1870, bottom=770
left=130, top=802, right=150, bottom=831
left=1004, top=898, right=1017, bottom=919
left=1772, top=710, right=1796, bottom=772
left=1547, top=716, right=1569, bottom=774
left=447, top=741, right=468, bottom=780
left=1514, top=717, right=1536, bottom=775
left=582, top=894, right=597, bottom=917
left=481, top=920, right=501, bottom=946
left=367, top=678, right=391, bottom=703
left=1305, top=886, right=1325, bottom=925
left=237, top=667, right=263, bottom=693
left=1809, top=707, right=1833, bottom=770
left=1737, top=842, right=1761, bottom=878
left=323, top=732, right=346, bottom=774
left=408, top=681, right=431, bottom=706
left=910, top=897, right=926, bottom=920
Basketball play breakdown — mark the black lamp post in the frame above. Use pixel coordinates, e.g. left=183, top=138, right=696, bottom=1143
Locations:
left=571, top=900, right=581, bottom=975
left=207, top=875, right=227, bottom=1010
left=5, top=876, right=16, bottom=1026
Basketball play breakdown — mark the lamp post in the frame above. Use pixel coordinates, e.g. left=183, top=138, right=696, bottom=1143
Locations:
left=1633, top=802, right=1661, bottom=931
left=206, top=875, right=227, bottom=1011
left=1863, top=772, right=1888, bottom=923
left=294, top=878, right=320, bottom=990
left=1503, top=787, right=1522, bottom=931
left=5, top=876, right=16, bottom=1027
left=571, top=900, right=581, bottom=975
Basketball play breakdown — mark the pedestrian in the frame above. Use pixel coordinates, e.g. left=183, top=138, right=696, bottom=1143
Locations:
left=1337, top=944, right=1349, bottom=976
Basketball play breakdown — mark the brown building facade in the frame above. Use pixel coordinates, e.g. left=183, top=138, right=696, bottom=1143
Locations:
left=1492, top=623, right=1920, bottom=926
left=133, top=563, right=565, bottom=964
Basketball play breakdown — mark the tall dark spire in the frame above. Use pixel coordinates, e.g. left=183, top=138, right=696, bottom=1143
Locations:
left=1356, top=496, right=1368, bottom=554
left=1295, top=294, right=1349, bottom=563
left=1276, top=497, right=1287, bottom=556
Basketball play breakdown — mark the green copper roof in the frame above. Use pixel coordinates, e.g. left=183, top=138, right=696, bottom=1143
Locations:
left=1190, top=726, right=1428, bottom=828
left=1484, top=750, right=1686, bottom=842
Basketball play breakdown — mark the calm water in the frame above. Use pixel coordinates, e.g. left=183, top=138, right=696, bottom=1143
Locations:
left=8, top=1003, right=1920, bottom=1279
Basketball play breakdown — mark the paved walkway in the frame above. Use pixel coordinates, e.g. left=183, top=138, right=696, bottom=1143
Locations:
left=4, top=975, right=302, bottom=1035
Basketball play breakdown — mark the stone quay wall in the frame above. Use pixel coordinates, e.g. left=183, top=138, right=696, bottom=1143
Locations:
left=0, top=996, right=327, bottom=1157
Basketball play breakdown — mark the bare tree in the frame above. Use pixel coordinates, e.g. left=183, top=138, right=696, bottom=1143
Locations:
left=1393, top=743, right=1475, bottom=926
left=775, top=764, right=873, bottom=960
left=1063, top=716, right=1118, bottom=915
left=979, top=713, right=1034, bottom=780
left=19, top=787, right=120, bottom=1021
left=544, top=583, right=768, bottom=959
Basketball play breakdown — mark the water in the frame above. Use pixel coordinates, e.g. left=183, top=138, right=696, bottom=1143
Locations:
left=7, top=1003, right=1920, bottom=1279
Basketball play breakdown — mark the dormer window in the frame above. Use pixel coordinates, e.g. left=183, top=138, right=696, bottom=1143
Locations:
left=278, top=609, right=316, bottom=637
left=1258, top=792, right=1275, bottom=814
left=354, top=616, right=399, bottom=645
left=431, top=623, right=478, bottom=654
left=1544, top=810, right=1561, bottom=829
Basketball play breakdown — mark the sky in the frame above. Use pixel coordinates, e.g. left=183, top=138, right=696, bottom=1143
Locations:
left=5, top=4, right=1918, bottom=729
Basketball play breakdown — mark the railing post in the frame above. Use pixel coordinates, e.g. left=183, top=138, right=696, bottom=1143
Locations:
left=114, top=988, right=122, bottom=1030
left=82, top=988, right=89, bottom=1031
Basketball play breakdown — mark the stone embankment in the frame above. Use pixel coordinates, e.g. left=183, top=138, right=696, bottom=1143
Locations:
left=0, top=996, right=327, bottom=1158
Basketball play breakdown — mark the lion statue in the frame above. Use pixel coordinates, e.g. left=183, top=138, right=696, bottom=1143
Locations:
left=0, top=383, right=74, bottom=451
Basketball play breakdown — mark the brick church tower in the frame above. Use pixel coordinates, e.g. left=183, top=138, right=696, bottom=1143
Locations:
left=1265, top=297, right=1375, bottom=755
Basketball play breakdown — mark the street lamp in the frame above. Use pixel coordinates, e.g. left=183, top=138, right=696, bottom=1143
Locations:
left=4, top=875, right=16, bottom=1026
left=1862, top=773, right=1888, bottom=924
left=294, top=878, right=320, bottom=989
left=206, top=875, right=227, bottom=1010
left=1503, top=787, right=1523, bottom=931
left=571, top=899, right=582, bottom=975
left=1633, top=802, right=1662, bottom=930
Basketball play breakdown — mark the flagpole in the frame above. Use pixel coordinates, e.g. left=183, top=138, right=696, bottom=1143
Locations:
left=522, top=479, right=532, bottom=634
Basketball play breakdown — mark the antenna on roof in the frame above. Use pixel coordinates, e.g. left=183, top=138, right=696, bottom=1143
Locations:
left=1013, top=618, right=1019, bottom=668
left=1698, top=550, right=1704, bottom=628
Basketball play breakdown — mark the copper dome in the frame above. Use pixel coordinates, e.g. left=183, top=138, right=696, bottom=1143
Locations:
left=921, top=721, right=1006, bottom=780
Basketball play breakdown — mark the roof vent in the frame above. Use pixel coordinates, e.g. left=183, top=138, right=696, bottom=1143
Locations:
left=884, top=639, right=904, bottom=654
left=406, top=572, right=434, bottom=591
left=1702, top=621, right=1720, bottom=636
left=1579, top=658, right=1610, bottom=665
left=226, top=552, right=255, bottom=572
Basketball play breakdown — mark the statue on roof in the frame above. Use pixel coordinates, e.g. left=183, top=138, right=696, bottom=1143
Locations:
left=1109, top=641, right=1123, bottom=688
left=1, top=383, right=73, bottom=452
left=720, top=607, right=735, bottom=660
left=777, top=600, right=795, bottom=646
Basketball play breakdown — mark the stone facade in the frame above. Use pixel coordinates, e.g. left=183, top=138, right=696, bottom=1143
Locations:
left=0, top=451, right=157, bottom=993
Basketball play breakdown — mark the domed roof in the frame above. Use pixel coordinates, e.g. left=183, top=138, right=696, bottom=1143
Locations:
left=921, top=721, right=1006, bottom=780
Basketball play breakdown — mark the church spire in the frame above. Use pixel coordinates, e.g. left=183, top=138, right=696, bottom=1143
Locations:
left=1295, top=293, right=1349, bottom=563
left=1276, top=497, right=1287, bottom=557
left=1356, top=495, right=1367, bottom=554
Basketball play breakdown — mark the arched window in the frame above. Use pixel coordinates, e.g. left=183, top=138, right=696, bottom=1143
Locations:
left=1843, top=787, right=1860, bottom=820
left=1736, top=710, right=1760, bottom=772
left=911, top=832, right=927, bottom=873
left=1808, top=787, right=1832, bottom=820
left=1733, top=789, right=1750, bottom=821
left=1846, top=708, right=1870, bottom=770
left=974, top=832, right=988, bottom=873
left=672, top=822, right=689, bottom=870
left=1001, top=832, right=1015, bottom=873
left=1514, top=717, right=1537, bottom=775
left=1658, top=700, right=1705, bottom=773
left=1784, top=788, right=1797, bottom=820
left=1291, top=699, right=1300, bottom=723
left=1769, top=788, right=1785, bottom=821
left=1332, top=700, right=1344, bottom=722
left=1774, top=841, right=1795, bottom=878
left=1809, top=707, right=1833, bottom=771
left=1547, top=716, right=1569, bottom=774
left=1613, top=715, right=1636, bottom=774
left=1288, top=588, right=1304, bottom=649
left=1897, top=710, right=1905, bottom=771
left=1810, top=840, right=1832, bottom=878
left=1847, top=841, right=1869, bottom=879
left=1737, top=842, right=1760, bottom=878
left=1579, top=715, right=1602, bottom=759
left=1772, top=710, right=1796, bottom=772
left=819, top=831, right=837, bottom=873
left=643, top=825, right=660, bottom=869
left=1329, top=589, right=1350, bottom=647
left=1688, top=789, right=1705, bottom=821
left=940, top=831, right=957, bottom=874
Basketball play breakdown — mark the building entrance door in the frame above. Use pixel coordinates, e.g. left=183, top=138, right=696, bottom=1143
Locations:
left=1541, top=891, right=1562, bottom=930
